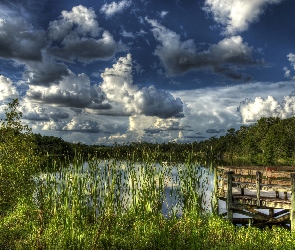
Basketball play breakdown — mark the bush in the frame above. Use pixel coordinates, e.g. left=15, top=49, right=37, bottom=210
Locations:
left=0, top=99, right=42, bottom=215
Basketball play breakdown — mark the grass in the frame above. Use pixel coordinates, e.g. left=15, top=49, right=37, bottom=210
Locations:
left=1, top=152, right=295, bottom=249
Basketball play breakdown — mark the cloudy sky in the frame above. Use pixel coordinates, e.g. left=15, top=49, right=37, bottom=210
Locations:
left=0, top=0, right=295, bottom=145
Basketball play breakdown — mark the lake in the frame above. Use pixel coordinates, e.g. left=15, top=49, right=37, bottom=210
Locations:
left=34, top=159, right=219, bottom=218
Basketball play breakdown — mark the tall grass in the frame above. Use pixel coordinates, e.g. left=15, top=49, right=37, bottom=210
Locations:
left=1, top=152, right=295, bottom=249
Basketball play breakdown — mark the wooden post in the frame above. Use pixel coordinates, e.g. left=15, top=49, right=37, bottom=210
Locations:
left=269, top=208, right=274, bottom=218
left=291, top=174, right=295, bottom=231
left=256, top=171, right=262, bottom=206
left=227, top=171, right=234, bottom=222
left=284, top=192, right=288, bottom=200
left=212, top=164, right=219, bottom=215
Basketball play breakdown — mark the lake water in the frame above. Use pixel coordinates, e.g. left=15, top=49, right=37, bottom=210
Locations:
left=34, top=160, right=230, bottom=218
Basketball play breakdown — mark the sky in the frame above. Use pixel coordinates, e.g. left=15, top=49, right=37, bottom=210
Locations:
left=0, top=0, right=295, bottom=145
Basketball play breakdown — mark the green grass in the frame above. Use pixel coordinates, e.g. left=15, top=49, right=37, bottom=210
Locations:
left=1, top=153, right=295, bottom=249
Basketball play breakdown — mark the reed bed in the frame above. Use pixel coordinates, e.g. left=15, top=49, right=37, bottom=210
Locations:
left=1, top=153, right=295, bottom=249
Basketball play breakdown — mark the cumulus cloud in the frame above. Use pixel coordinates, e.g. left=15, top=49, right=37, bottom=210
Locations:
left=48, top=31, right=117, bottom=62
left=113, top=115, right=185, bottom=143
left=19, top=101, right=69, bottom=121
left=144, top=118, right=184, bottom=134
left=100, top=0, right=132, bottom=18
left=62, top=117, right=102, bottom=133
left=23, top=55, right=69, bottom=86
left=147, top=19, right=260, bottom=80
left=238, top=94, right=295, bottom=123
left=26, top=71, right=111, bottom=110
left=0, top=16, right=47, bottom=61
left=100, top=53, right=184, bottom=118
left=203, top=0, right=283, bottom=35
left=172, top=83, right=286, bottom=138
left=42, top=117, right=102, bottom=133
left=48, top=5, right=100, bottom=40
left=0, top=76, right=19, bottom=100
left=47, top=5, right=117, bottom=62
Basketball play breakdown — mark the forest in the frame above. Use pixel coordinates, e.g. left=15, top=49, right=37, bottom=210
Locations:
left=34, top=116, right=295, bottom=167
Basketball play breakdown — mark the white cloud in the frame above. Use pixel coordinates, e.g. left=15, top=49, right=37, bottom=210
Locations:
left=100, top=53, right=184, bottom=118
left=147, top=19, right=259, bottom=80
left=62, top=117, right=102, bottom=133
left=203, top=0, right=283, bottom=35
left=120, top=29, right=135, bottom=38
left=48, top=5, right=100, bottom=40
left=105, top=115, right=185, bottom=144
left=100, top=0, right=132, bottom=18
left=283, top=53, right=295, bottom=80
left=41, top=117, right=102, bottom=133
left=47, top=5, right=117, bottom=62
left=173, top=81, right=295, bottom=138
left=0, top=76, right=19, bottom=100
left=160, top=11, right=168, bottom=18
left=283, top=67, right=291, bottom=79
left=238, top=94, right=295, bottom=123
left=26, top=71, right=111, bottom=110
left=287, top=53, right=295, bottom=70
left=19, top=101, right=69, bottom=121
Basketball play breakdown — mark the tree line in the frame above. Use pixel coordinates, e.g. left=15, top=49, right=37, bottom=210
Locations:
left=32, top=117, right=295, bottom=166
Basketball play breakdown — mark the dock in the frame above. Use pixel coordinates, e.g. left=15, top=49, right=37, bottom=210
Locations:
left=217, top=166, right=295, bottom=229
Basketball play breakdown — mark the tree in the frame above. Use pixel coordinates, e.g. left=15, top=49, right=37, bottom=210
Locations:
left=0, top=99, right=41, bottom=214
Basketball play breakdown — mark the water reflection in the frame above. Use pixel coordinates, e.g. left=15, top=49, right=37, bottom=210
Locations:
left=35, top=160, right=218, bottom=218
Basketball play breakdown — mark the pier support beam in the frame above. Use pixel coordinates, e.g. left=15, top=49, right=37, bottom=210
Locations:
left=212, top=165, right=219, bottom=215
left=256, top=171, right=262, bottom=206
left=226, top=171, right=234, bottom=222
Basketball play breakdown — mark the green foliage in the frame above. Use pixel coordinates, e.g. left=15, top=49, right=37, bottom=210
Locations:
left=0, top=99, right=41, bottom=214
left=1, top=152, right=295, bottom=249
left=191, top=116, right=295, bottom=165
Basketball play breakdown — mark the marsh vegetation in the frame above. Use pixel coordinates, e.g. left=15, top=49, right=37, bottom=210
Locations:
left=1, top=99, right=295, bottom=249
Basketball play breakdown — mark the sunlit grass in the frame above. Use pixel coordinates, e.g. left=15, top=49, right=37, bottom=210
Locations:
left=1, top=151, right=295, bottom=249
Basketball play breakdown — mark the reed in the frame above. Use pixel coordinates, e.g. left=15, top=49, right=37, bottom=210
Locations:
left=1, top=151, right=295, bottom=249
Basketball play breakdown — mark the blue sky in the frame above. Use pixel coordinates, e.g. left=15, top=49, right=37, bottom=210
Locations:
left=0, top=0, right=295, bottom=144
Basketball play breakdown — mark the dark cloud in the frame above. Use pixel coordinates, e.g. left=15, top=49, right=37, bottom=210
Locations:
left=47, top=5, right=117, bottom=63
left=26, top=72, right=111, bottom=110
left=138, top=86, right=184, bottom=118
left=48, top=112, right=69, bottom=121
left=144, top=126, right=184, bottom=134
left=23, top=55, right=69, bottom=86
left=147, top=19, right=262, bottom=80
left=47, top=31, right=117, bottom=63
left=206, top=128, right=224, bottom=133
left=0, top=17, right=47, bottom=61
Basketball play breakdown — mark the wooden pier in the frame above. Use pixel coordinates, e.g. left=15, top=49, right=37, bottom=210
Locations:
left=217, top=166, right=295, bottom=230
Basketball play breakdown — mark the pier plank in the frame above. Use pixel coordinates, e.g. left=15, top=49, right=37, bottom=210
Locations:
left=218, top=166, right=295, bottom=230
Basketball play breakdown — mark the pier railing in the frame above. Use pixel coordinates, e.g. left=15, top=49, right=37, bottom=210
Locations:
left=217, top=166, right=295, bottom=229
